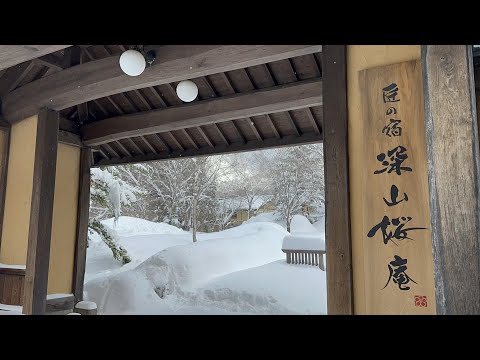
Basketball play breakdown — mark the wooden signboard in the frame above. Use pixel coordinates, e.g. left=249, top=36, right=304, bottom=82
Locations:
left=359, top=60, right=436, bottom=314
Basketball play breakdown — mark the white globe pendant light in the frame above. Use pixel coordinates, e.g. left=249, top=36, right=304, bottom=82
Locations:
left=176, top=80, right=198, bottom=102
left=119, top=49, right=146, bottom=76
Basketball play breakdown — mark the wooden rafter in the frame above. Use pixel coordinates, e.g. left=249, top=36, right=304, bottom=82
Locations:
left=103, top=143, right=119, bottom=158
left=127, top=138, right=144, bottom=155
left=167, top=131, right=184, bottom=151
left=93, top=132, right=323, bottom=167
left=285, top=111, right=301, bottom=136
left=115, top=140, right=132, bottom=157
left=0, top=45, right=72, bottom=71
left=181, top=129, right=199, bottom=149
left=212, top=123, right=229, bottom=146
left=81, top=78, right=322, bottom=146
left=153, top=134, right=172, bottom=153
left=245, top=118, right=262, bottom=141
left=197, top=126, right=214, bottom=147
left=0, top=61, right=36, bottom=96
left=2, top=45, right=322, bottom=123
left=140, top=135, right=159, bottom=154
left=231, top=120, right=246, bottom=144
left=305, top=108, right=321, bottom=135
left=265, top=114, right=281, bottom=138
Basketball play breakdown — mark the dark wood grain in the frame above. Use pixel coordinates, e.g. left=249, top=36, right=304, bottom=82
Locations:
left=0, top=266, right=26, bottom=305
left=0, top=45, right=72, bottom=71
left=422, top=45, right=480, bottom=314
left=72, top=148, right=91, bottom=302
left=23, top=109, right=59, bottom=315
left=81, top=79, right=323, bottom=146
left=0, top=61, right=36, bottom=96
left=322, top=45, right=353, bottom=315
left=2, top=45, right=322, bottom=123
left=58, top=130, right=83, bottom=147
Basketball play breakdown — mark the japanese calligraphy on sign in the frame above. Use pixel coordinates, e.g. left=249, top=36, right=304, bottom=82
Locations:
left=358, top=60, right=436, bottom=314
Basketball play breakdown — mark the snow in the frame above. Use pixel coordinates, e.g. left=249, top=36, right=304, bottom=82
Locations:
left=282, top=215, right=325, bottom=251
left=102, top=216, right=187, bottom=237
left=282, top=234, right=325, bottom=251
left=75, top=301, right=97, bottom=310
left=245, top=211, right=286, bottom=228
left=0, top=263, right=26, bottom=270
left=47, top=293, right=73, bottom=300
left=84, top=216, right=327, bottom=315
left=67, top=312, right=81, bottom=315
left=0, top=303, right=22, bottom=312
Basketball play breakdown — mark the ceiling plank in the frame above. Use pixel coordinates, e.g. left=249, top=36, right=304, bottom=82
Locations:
left=2, top=45, right=322, bottom=123
left=127, top=138, right=145, bottom=155
left=0, top=45, right=72, bottom=71
left=92, top=132, right=323, bottom=167
left=81, top=78, right=322, bottom=146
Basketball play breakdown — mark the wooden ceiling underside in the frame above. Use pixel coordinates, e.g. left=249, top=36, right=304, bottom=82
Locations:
left=0, top=45, right=324, bottom=167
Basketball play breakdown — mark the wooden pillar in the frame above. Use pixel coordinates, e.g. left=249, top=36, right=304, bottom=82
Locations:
left=23, top=109, right=59, bottom=315
left=72, top=147, right=91, bottom=302
left=0, top=121, right=10, bottom=250
left=323, top=45, right=354, bottom=315
left=422, top=45, right=480, bottom=314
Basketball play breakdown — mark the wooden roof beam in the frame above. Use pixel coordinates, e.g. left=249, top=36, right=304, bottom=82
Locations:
left=81, top=78, right=322, bottom=146
left=2, top=45, right=322, bottom=123
left=0, top=45, right=72, bottom=71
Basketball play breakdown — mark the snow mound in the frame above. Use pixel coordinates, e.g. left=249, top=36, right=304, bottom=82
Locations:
left=283, top=215, right=325, bottom=251
left=84, top=222, right=289, bottom=314
left=101, top=216, right=187, bottom=237
left=290, top=215, right=317, bottom=234
left=244, top=212, right=286, bottom=228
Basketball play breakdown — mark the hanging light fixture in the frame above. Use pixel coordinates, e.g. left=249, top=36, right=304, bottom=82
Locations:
left=119, top=46, right=156, bottom=77
left=176, top=80, right=198, bottom=102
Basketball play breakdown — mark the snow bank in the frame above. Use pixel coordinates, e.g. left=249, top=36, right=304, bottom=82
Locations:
left=101, top=216, right=187, bottom=237
left=245, top=212, right=286, bottom=228
left=282, top=215, right=325, bottom=251
left=203, top=260, right=327, bottom=314
left=84, top=222, right=289, bottom=314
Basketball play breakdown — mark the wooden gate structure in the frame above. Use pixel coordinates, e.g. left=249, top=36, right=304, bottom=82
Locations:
left=0, top=45, right=478, bottom=314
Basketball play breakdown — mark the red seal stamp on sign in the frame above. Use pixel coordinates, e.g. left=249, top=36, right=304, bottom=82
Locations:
left=414, top=295, right=427, bottom=307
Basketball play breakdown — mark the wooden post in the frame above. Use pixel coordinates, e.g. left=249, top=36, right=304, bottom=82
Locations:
left=0, top=123, right=11, bottom=250
left=422, top=45, right=480, bottom=314
left=323, top=45, right=354, bottom=314
left=72, top=148, right=91, bottom=302
left=23, top=109, right=59, bottom=315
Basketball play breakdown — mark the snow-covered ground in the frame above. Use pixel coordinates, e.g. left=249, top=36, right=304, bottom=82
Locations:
left=84, top=214, right=326, bottom=314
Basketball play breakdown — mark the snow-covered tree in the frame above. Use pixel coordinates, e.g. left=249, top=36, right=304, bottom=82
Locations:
left=262, top=144, right=325, bottom=231
left=222, top=152, right=269, bottom=221
left=89, top=167, right=143, bottom=264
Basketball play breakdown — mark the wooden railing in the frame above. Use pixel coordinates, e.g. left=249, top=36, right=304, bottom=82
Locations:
left=0, top=267, right=25, bottom=305
left=282, top=249, right=326, bottom=271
